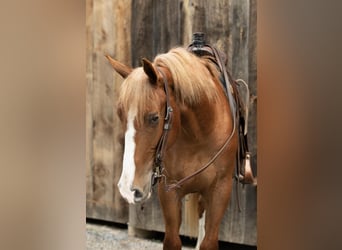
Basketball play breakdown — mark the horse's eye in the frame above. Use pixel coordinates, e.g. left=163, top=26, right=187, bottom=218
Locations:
left=148, top=113, right=159, bottom=126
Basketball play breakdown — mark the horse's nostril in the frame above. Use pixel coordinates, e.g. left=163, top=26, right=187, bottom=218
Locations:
left=133, top=189, right=143, bottom=199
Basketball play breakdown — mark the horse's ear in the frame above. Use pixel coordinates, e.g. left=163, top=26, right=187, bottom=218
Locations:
left=141, top=58, right=158, bottom=85
left=105, top=55, right=132, bottom=79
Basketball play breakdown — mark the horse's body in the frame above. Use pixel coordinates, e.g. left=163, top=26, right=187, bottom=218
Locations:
left=107, top=47, right=238, bottom=250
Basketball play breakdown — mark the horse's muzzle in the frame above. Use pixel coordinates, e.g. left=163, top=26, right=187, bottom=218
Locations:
left=131, top=188, right=151, bottom=203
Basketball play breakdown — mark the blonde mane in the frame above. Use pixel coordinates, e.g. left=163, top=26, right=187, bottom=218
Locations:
left=154, top=47, right=219, bottom=105
left=118, top=47, right=220, bottom=124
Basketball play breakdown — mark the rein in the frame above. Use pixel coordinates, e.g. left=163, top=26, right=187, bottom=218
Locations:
left=152, top=66, right=236, bottom=193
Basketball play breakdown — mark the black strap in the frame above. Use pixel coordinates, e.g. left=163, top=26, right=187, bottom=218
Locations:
left=151, top=67, right=173, bottom=186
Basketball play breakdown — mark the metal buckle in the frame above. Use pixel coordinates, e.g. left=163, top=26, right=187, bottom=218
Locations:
left=164, top=106, right=173, bottom=121
left=151, top=171, right=158, bottom=186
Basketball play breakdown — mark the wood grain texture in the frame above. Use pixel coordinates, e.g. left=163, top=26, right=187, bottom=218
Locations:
left=86, top=0, right=130, bottom=223
left=131, top=0, right=154, bottom=66
left=86, top=0, right=94, bottom=209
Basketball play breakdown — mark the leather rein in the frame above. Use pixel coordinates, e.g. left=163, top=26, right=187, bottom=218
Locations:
left=151, top=66, right=236, bottom=192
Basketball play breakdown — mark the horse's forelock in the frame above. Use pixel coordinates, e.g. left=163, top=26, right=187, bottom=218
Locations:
left=118, top=68, right=159, bottom=126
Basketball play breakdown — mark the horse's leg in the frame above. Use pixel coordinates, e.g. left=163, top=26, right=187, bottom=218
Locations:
left=200, top=178, right=233, bottom=250
left=158, top=184, right=182, bottom=250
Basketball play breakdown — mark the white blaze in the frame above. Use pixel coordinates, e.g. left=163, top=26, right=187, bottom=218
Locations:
left=118, top=108, right=137, bottom=204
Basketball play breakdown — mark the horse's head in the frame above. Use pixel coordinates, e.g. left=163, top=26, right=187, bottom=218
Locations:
left=106, top=55, right=179, bottom=204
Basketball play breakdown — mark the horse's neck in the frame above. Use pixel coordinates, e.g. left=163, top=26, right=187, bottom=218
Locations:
left=164, top=97, right=232, bottom=178
left=178, top=97, right=231, bottom=145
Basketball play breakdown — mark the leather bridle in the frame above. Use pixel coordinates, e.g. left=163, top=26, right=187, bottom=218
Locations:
left=151, top=67, right=173, bottom=186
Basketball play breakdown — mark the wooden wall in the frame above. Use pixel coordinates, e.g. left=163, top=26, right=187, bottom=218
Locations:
left=86, top=0, right=257, bottom=245
left=86, top=0, right=131, bottom=223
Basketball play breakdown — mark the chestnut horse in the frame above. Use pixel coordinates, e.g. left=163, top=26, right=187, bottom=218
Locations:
left=107, top=47, right=238, bottom=250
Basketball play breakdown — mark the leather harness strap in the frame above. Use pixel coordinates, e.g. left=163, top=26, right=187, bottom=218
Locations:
left=151, top=68, right=173, bottom=186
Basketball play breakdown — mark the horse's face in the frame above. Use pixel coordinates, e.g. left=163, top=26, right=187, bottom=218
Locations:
left=117, top=87, right=166, bottom=204
left=107, top=56, right=174, bottom=204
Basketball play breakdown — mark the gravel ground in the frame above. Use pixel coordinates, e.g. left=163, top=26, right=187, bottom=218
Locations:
left=86, top=222, right=194, bottom=250
left=86, top=222, right=256, bottom=250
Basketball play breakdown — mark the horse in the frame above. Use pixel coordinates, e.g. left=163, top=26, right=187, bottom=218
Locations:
left=106, top=47, right=238, bottom=250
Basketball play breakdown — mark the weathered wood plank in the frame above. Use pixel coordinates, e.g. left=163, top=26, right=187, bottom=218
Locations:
left=152, top=0, right=183, bottom=53
left=189, top=0, right=207, bottom=36
left=221, top=0, right=257, bottom=244
left=220, top=181, right=257, bottom=245
left=110, top=0, right=132, bottom=222
left=86, top=0, right=94, bottom=209
left=86, top=0, right=130, bottom=223
left=87, top=1, right=111, bottom=221
left=194, top=0, right=231, bottom=52
left=131, top=0, right=154, bottom=66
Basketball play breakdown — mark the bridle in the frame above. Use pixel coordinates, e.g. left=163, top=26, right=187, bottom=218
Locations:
left=151, top=67, right=173, bottom=187
left=151, top=66, right=236, bottom=192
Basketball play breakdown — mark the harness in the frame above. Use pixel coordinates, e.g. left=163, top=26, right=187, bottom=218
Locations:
left=151, top=33, right=255, bottom=210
